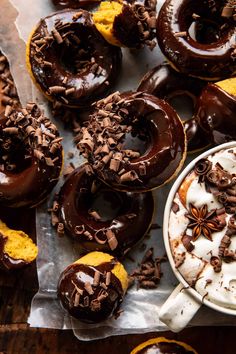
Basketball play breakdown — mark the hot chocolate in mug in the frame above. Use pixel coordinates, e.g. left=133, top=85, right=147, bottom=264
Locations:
left=159, top=142, right=236, bottom=332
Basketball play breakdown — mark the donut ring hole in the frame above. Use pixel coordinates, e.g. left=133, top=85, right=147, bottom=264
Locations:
left=188, top=19, right=223, bottom=44
left=0, top=132, right=32, bottom=173
left=121, top=120, right=153, bottom=157
left=80, top=187, right=124, bottom=223
left=53, top=28, right=95, bottom=75
left=167, top=91, right=196, bottom=122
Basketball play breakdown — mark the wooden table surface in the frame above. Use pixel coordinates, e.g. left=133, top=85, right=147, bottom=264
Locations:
left=0, top=208, right=235, bottom=354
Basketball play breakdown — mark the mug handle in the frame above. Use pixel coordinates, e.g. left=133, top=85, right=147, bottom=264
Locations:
left=159, top=283, right=202, bottom=332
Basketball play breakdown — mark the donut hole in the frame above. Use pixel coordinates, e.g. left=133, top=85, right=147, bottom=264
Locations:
left=0, top=135, right=32, bottom=173
left=85, top=188, right=123, bottom=222
left=188, top=19, right=223, bottom=44
left=122, top=121, right=152, bottom=156
left=59, top=41, right=94, bottom=75
left=167, top=92, right=195, bottom=122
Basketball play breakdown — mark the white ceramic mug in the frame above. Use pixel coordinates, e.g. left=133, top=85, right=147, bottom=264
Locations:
left=159, top=142, right=236, bottom=332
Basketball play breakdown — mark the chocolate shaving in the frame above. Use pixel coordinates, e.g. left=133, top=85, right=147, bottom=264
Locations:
left=210, top=256, right=222, bottom=273
left=106, top=229, right=118, bottom=250
left=129, top=248, right=166, bottom=290
left=182, top=234, right=195, bottom=252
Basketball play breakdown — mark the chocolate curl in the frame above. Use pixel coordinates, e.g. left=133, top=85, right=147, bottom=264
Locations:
left=218, top=235, right=231, bottom=257
left=106, top=229, right=118, bottom=250
left=182, top=234, right=195, bottom=252
left=74, top=225, right=85, bottom=235
left=109, top=158, right=120, bottom=172
left=33, top=149, right=44, bottom=160
left=78, top=139, right=94, bottom=152
left=101, top=151, right=113, bottom=165
left=124, top=150, right=141, bottom=159
left=228, top=216, right=236, bottom=231
left=88, top=209, right=101, bottom=221
left=120, top=170, right=139, bottom=182
left=206, top=169, right=221, bottom=185
left=194, top=158, right=212, bottom=176
left=84, top=282, right=94, bottom=295
left=84, top=164, right=94, bottom=176
left=2, top=127, right=18, bottom=134
left=210, top=256, right=222, bottom=273
left=224, top=249, right=236, bottom=261
left=93, top=271, right=101, bottom=286
left=222, top=4, right=234, bottom=17
left=102, top=117, right=111, bottom=128
left=51, top=28, right=63, bottom=44
left=48, top=85, right=65, bottom=94
left=100, top=144, right=110, bottom=155
left=107, top=137, right=116, bottom=148
left=94, top=229, right=107, bottom=245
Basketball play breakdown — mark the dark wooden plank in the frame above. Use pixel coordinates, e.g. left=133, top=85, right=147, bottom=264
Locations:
left=0, top=325, right=234, bottom=354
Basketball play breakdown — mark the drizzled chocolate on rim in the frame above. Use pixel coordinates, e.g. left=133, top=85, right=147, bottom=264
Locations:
left=58, top=256, right=125, bottom=323
left=0, top=104, right=63, bottom=208
left=52, top=164, right=154, bottom=256
left=169, top=147, right=236, bottom=309
left=156, top=0, right=236, bottom=79
left=76, top=91, right=186, bottom=192
left=28, top=9, right=122, bottom=108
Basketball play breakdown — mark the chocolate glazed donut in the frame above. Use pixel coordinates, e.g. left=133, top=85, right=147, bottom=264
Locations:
left=0, top=105, right=63, bottom=208
left=195, top=80, right=236, bottom=144
left=27, top=9, right=122, bottom=108
left=138, top=63, right=210, bottom=152
left=77, top=91, right=186, bottom=192
left=156, top=0, right=236, bottom=80
left=54, top=164, right=154, bottom=256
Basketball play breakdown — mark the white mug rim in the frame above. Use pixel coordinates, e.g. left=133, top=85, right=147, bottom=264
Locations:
left=163, top=141, right=236, bottom=316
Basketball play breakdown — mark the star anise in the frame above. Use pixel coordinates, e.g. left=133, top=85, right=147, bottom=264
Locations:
left=185, top=204, right=221, bottom=241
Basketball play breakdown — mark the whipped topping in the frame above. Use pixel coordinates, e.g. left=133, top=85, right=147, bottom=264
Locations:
left=168, top=147, right=236, bottom=309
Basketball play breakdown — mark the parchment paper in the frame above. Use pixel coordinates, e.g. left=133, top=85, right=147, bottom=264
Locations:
left=1, top=0, right=236, bottom=341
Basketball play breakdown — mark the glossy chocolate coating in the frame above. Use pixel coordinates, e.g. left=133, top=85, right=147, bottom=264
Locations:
left=113, top=0, right=157, bottom=49
left=0, top=114, right=63, bottom=208
left=29, top=10, right=122, bottom=108
left=57, top=164, right=154, bottom=256
left=58, top=260, right=124, bottom=323
left=157, top=0, right=236, bottom=79
left=138, top=342, right=195, bottom=354
left=52, top=0, right=100, bottom=9
left=195, top=83, right=236, bottom=144
left=0, top=234, right=29, bottom=270
left=89, top=92, right=186, bottom=192
left=138, top=63, right=209, bottom=152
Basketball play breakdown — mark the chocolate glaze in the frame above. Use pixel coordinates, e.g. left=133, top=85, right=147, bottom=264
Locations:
left=138, top=342, right=195, bottom=354
left=138, top=63, right=209, bottom=152
left=52, top=0, right=100, bottom=9
left=0, top=234, right=30, bottom=270
left=57, top=164, right=154, bottom=256
left=29, top=10, right=122, bottom=108
left=58, top=259, right=124, bottom=323
left=0, top=112, right=63, bottom=208
left=156, top=0, right=236, bottom=79
left=83, top=91, right=186, bottom=192
left=195, top=83, right=236, bottom=144
left=113, top=0, right=157, bottom=49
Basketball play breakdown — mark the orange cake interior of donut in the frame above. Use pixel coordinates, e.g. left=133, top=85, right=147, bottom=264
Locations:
left=0, top=220, right=38, bottom=263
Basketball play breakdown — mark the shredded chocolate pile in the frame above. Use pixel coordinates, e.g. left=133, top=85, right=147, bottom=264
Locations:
left=0, top=53, right=20, bottom=109
left=194, top=158, right=236, bottom=214
left=76, top=91, right=148, bottom=186
left=0, top=104, right=62, bottom=172
left=129, top=248, right=166, bottom=289
left=113, top=0, right=157, bottom=49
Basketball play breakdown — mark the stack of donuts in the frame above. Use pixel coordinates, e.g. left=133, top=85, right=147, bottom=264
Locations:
left=1, top=0, right=235, bottom=325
